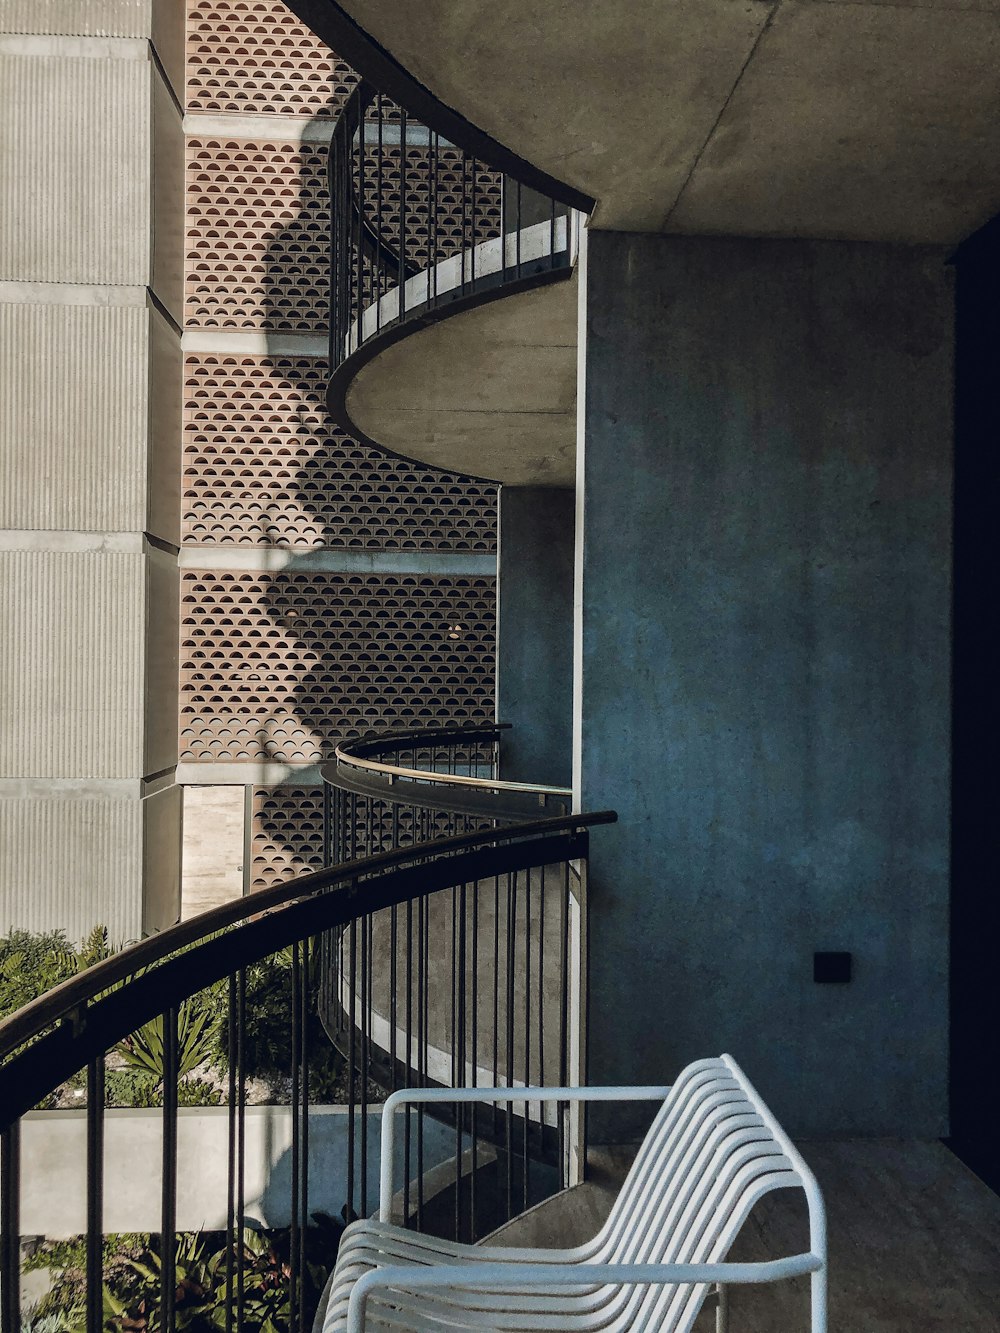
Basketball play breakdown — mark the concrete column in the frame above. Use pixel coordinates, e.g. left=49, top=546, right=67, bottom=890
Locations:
left=576, top=232, right=952, bottom=1138
left=497, top=486, right=574, bottom=787
left=0, top=6, right=184, bottom=943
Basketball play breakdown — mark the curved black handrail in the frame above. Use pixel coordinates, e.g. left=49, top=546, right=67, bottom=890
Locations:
left=285, top=0, right=594, bottom=214
left=0, top=812, right=614, bottom=1126
left=326, top=69, right=577, bottom=478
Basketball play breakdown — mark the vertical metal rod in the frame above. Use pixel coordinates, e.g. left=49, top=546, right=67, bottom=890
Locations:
left=353, top=118, right=363, bottom=342
left=347, top=916, right=357, bottom=1221
left=299, top=939, right=311, bottom=1333
left=431, top=131, right=439, bottom=300
left=559, top=859, right=571, bottom=1184
left=416, top=889, right=425, bottom=1228
left=461, top=155, right=469, bottom=293
left=404, top=890, right=413, bottom=1226
left=161, top=1006, right=179, bottom=1333
left=375, top=93, right=384, bottom=331
left=457, top=880, right=468, bottom=1240
left=85, top=1056, right=105, bottom=1333
left=236, top=969, right=247, bottom=1317
left=398, top=110, right=408, bottom=311
left=470, top=872, right=479, bottom=1238
left=225, top=975, right=237, bottom=1333
left=360, top=912, right=369, bottom=1217
left=505, top=871, right=516, bottom=1219
left=516, top=181, right=523, bottom=278
left=0, top=1121, right=21, bottom=1333
left=523, top=866, right=532, bottom=1210
left=289, top=943, right=302, bottom=1333
left=471, top=159, right=478, bottom=284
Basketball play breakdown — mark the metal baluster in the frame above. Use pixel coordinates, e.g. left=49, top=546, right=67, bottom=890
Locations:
left=236, top=970, right=247, bottom=1321
left=161, top=1006, right=178, bottom=1333
left=516, top=181, right=523, bottom=278
left=525, top=864, right=534, bottom=1209
left=0, top=1120, right=21, bottom=1333
left=360, top=911, right=369, bottom=1218
left=347, top=916, right=357, bottom=1221
left=376, top=93, right=384, bottom=331
left=471, top=158, right=478, bottom=285
left=290, top=943, right=302, bottom=1333
left=85, top=1056, right=105, bottom=1333
left=225, top=975, right=237, bottom=1333
left=399, top=110, right=407, bottom=313
left=559, top=859, right=570, bottom=1184
left=431, top=130, right=439, bottom=301
left=505, top=871, right=516, bottom=1219
left=299, top=939, right=311, bottom=1333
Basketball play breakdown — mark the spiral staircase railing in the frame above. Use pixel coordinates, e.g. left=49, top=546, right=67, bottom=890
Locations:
left=0, top=727, right=611, bottom=1333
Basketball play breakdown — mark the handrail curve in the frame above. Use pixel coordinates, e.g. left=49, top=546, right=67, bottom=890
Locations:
left=0, top=809, right=609, bottom=1069
left=334, top=723, right=572, bottom=799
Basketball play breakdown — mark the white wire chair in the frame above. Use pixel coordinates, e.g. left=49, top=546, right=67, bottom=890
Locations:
left=323, top=1054, right=827, bottom=1332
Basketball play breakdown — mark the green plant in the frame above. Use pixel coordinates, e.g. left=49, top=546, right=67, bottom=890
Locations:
left=0, top=927, right=111, bottom=1021
left=117, top=1004, right=213, bottom=1081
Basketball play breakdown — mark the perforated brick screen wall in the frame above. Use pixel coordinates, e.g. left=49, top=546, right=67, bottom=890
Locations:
left=250, top=785, right=326, bottom=891
left=182, top=354, right=497, bottom=549
left=186, top=138, right=331, bottom=331
left=180, top=572, right=496, bottom=763
left=187, top=0, right=359, bottom=117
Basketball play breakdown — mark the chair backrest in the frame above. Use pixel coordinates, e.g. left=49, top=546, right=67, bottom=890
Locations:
left=593, top=1054, right=821, bottom=1332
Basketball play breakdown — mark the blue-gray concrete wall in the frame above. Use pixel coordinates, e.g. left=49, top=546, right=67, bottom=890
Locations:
left=577, top=232, right=952, bottom=1138
left=498, top=486, right=575, bottom=787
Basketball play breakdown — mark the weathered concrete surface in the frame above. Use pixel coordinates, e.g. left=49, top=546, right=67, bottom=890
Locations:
left=19, top=1105, right=454, bottom=1235
left=346, top=276, right=577, bottom=485
left=300, top=0, right=1000, bottom=243
left=497, top=487, right=574, bottom=787
left=577, top=232, right=952, bottom=1138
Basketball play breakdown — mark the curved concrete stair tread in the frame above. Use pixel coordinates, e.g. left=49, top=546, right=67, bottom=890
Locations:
left=341, top=864, right=573, bottom=1086
left=315, top=0, right=1000, bottom=244
left=344, top=276, right=577, bottom=486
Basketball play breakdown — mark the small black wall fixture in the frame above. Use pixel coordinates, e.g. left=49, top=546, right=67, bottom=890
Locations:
left=813, top=951, right=852, bottom=984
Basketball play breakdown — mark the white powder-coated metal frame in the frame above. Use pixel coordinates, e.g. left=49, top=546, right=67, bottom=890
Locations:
left=322, top=1054, right=827, bottom=1331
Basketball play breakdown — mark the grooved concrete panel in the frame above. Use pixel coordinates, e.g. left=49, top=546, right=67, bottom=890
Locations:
left=0, top=1, right=151, bottom=36
left=143, top=783, right=182, bottom=934
left=144, top=552, right=180, bottom=775
left=148, top=305, right=183, bottom=544
left=0, top=53, right=151, bottom=284
left=152, top=60, right=185, bottom=322
left=0, top=795, right=143, bottom=944
left=0, top=303, right=148, bottom=531
left=0, top=552, right=145, bottom=779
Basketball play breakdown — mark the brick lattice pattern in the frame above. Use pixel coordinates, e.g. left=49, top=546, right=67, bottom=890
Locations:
left=187, top=0, right=359, bottom=117
left=186, top=138, right=330, bottom=331
left=182, top=354, right=497, bottom=550
left=250, top=786, right=326, bottom=891
left=180, top=572, right=496, bottom=763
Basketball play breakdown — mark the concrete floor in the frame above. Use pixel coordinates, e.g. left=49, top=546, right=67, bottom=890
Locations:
left=491, top=1138, right=1000, bottom=1331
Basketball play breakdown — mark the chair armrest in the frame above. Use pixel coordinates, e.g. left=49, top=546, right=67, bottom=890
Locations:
left=378, top=1084, right=671, bottom=1220
left=346, top=1253, right=824, bottom=1332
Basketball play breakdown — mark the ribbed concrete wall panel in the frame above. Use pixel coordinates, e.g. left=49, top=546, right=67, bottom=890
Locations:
left=0, top=2, right=151, bottom=36
left=0, top=54, right=151, bottom=284
left=0, top=303, right=148, bottom=531
left=143, top=783, right=182, bottom=934
left=0, top=796, right=143, bottom=944
left=0, top=552, right=145, bottom=779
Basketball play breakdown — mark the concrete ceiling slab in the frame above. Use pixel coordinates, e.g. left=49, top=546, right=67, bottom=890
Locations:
left=668, top=1, right=1000, bottom=243
left=323, top=0, right=1000, bottom=243
left=345, top=277, right=578, bottom=486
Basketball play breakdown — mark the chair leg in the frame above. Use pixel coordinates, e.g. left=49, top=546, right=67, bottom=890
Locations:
left=715, top=1283, right=729, bottom=1333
